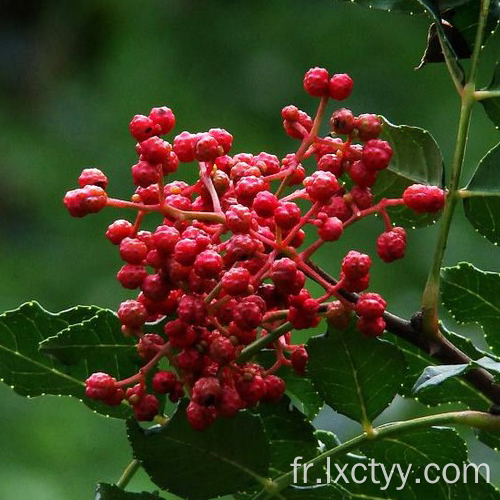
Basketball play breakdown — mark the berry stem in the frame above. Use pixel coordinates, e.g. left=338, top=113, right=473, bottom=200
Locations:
left=237, top=321, right=292, bottom=364
left=275, top=95, right=329, bottom=197
left=116, top=459, right=141, bottom=490
left=199, top=161, right=223, bottom=214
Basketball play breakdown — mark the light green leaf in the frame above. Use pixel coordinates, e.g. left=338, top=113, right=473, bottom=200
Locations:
left=95, top=483, right=164, bottom=500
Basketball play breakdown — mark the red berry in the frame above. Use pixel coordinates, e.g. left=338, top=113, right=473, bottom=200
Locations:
left=275, top=202, right=301, bottom=230
left=377, top=228, right=406, bottom=262
left=194, top=250, right=223, bottom=279
left=117, top=299, right=148, bottom=328
left=291, top=347, right=308, bottom=375
left=85, top=372, right=118, bottom=401
left=270, top=258, right=297, bottom=289
left=153, top=225, right=180, bottom=254
left=254, top=152, right=280, bottom=175
left=263, top=375, right=285, bottom=403
left=187, top=401, right=216, bottom=430
left=362, top=139, right=393, bottom=171
left=137, top=333, right=165, bottom=360
left=355, top=292, right=386, bottom=319
left=149, top=106, right=175, bottom=135
left=233, top=299, right=264, bottom=330
left=326, top=301, right=353, bottom=330
left=192, top=377, right=222, bottom=407
left=152, top=370, right=177, bottom=394
left=348, top=160, right=377, bottom=188
left=217, top=387, right=245, bottom=417
left=131, top=160, right=161, bottom=188
left=141, top=273, right=170, bottom=301
left=133, top=394, right=159, bottom=421
left=235, top=176, right=267, bottom=206
left=174, top=238, right=199, bottom=266
left=106, top=219, right=133, bottom=245
left=356, top=114, right=382, bottom=141
left=357, top=316, right=386, bottom=337
left=209, top=335, right=236, bottom=365
left=195, top=133, right=224, bottom=162
left=236, top=375, right=266, bottom=405
left=129, top=114, right=158, bottom=142
left=303, top=67, right=329, bottom=97
left=321, top=196, right=352, bottom=222
left=350, top=186, right=373, bottom=209
left=119, top=237, right=148, bottom=264
left=173, top=131, right=198, bottom=163
left=138, top=136, right=172, bottom=165
left=178, top=295, right=207, bottom=325
left=403, top=184, right=445, bottom=213
left=78, top=168, right=108, bottom=189
left=342, top=272, right=370, bottom=293
left=304, top=171, right=340, bottom=202
left=117, top=264, right=147, bottom=289
left=252, top=191, right=279, bottom=218
left=209, top=128, right=233, bottom=154
left=63, top=185, right=107, bottom=217
left=317, top=153, right=343, bottom=177
left=221, top=267, right=251, bottom=296
left=328, top=73, right=353, bottom=100
left=318, top=217, right=343, bottom=242
left=341, top=251, right=371, bottom=279
left=330, top=108, right=355, bottom=135
left=162, top=151, right=180, bottom=175
left=226, top=204, right=254, bottom=233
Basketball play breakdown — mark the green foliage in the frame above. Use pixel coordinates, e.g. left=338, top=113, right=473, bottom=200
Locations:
left=482, top=59, right=500, bottom=129
left=464, top=143, right=500, bottom=244
left=127, top=402, right=270, bottom=500
left=0, top=302, right=131, bottom=418
left=441, top=262, right=500, bottom=355
left=307, top=322, right=406, bottom=424
left=374, top=117, right=444, bottom=227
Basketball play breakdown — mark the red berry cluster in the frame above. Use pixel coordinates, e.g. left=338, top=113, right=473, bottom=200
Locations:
left=66, top=68, right=445, bottom=430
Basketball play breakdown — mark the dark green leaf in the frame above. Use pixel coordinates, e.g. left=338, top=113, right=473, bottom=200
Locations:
left=95, top=483, right=164, bottom=500
left=307, top=321, right=406, bottom=425
left=375, top=117, right=444, bottom=228
left=257, top=351, right=323, bottom=419
left=481, top=41, right=500, bottom=128
left=0, top=302, right=130, bottom=418
left=478, top=429, right=500, bottom=450
left=361, top=427, right=467, bottom=467
left=127, top=401, right=270, bottom=500
left=441, top=262, right=500, bottom=355
left=256, top=399, right=318, bottom=478
left=464, top=143, right=500, bottom=244
left=279, top=485, right=349, bottom=499
left=40, top=310, right=139, bottom=376
left=315, top=430, right=341, bottom=450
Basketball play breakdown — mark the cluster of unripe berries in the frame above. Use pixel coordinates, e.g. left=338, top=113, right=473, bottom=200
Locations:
left=68, top=67, right=446, bottom=430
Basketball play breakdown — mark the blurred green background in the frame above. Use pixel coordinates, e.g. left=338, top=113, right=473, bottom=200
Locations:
left=1, top=0, right=500, bottom=498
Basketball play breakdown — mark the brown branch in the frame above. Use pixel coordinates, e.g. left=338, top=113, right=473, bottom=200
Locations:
left=307, top=260, right=500, bottom=408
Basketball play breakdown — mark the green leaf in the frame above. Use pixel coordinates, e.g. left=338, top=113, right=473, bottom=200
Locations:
left=478, top=429, right=500, bottom=450
left=375, top=117, right=444, bottom=228
left=307, top=321, right=406, bottom=425
left=441, top=262, right=500, bottom=355
left=40, top=310, right=140, bottom=376
left=127, top=401, right=270, bottom=500
left=257, top=351, right=323, bottom=420
left=481, top=50, right=500, bottom=129
left=464, top=143, right=500, bottom=244
left=256, top=399, right=318, bottom=479
left=361, top=427, right=468, bottom=467
left=0, top=302, right=132, bottom=419
left=95, top=484, right=164, bottom=500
